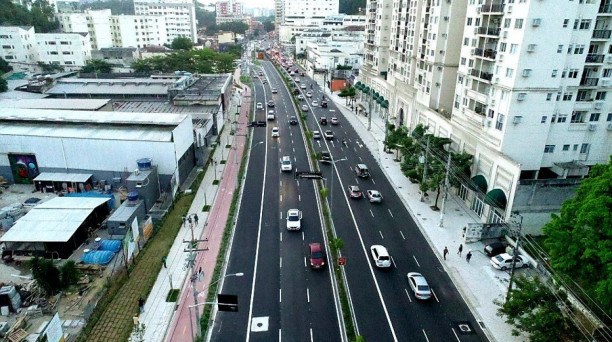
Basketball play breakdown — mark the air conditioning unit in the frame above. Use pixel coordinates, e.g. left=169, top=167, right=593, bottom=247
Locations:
left=498, top=54, right=504, bottom=62
left=513, top=115, right=523, bottom=124
left=491, top=99, right=496, bottom=105
left=507, top=5, right=513, bottom=13
left=588, top=123, right=597, bottom=131
left=594, top=101, right=604, bottom=109
left=470, top=48, right=476, bottom=55
left=532, top=18, right=542, bottom=27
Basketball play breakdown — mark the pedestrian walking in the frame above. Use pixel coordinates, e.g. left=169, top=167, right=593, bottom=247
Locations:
left=194, top=214, right=199, bottom=226
left=457, top=244, right=463, bottom=257
left=466, top=250, right=472, bottom=263
left=443, top=247, right=449, bottom=260
left=187, top=216, right=192, bottom=225
left=138, top=297, right=145, bottom=313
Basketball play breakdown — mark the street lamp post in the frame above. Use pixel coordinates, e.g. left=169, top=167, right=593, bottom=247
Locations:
left=189, top=272, right=244, bottom=341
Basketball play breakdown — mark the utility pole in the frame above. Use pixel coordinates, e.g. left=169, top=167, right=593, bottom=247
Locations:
left=439, top=153, right=452, bottom=227
left=184, top=215, right=208, bottom=340
left=420, top=136, right=430, bottom=202
left=367, top=88, right=372, bottom=131
left=506, top=212, right=524, bottom=302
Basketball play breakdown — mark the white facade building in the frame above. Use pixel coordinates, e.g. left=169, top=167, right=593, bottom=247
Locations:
left=57, top=10, right=113, bottom=50
left=0, top=26, right=38, bottom=69
left=360, top=0, right=612, bottom=227
left=279, top=14, right=365, bottom=46
left=133, top=0, right=197, bottom=43
left=283, top=0, right=338, bottom=19
left=35, top=32, right=92, bottom=69
left=110, top=15, right=168, bottom=48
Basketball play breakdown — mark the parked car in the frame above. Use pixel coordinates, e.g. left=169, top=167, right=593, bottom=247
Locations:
left=300, top=84, right=307, bottom=89
left=490, top=253, right=529, bottom=271
left=320, top=117, right=327, bottom=125
left=289, top=116, right=298, bottom=125
left=308, top=243, right=326, bottom=269
left=330, top=117, right=338, bottom=125
left=294, top=78, right=301, bottom=83
left=370, top=245, right=391, bottom=268
left=407, top=272, right=432, bottom=300
left=286, top=209, right=302, bottom=230
left=324, top=130, right=334, bottom=140
left=484, top=241, right=507, bottom=257
left=297, top=94, right=305, bottom=100
left=347, top=185, right=362, bottom=198
left=366, top=190, right=383, bottom=203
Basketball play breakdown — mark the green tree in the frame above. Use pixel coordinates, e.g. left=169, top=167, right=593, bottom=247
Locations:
left=0, top=57, right=12, bottom=73
left=496, top=276, right=582, bottom=342
left=263, top=20, right=274, bottom=32
left=214, top=53, right=236, bottom=73
left=170, top=37, right=193, bottom=51
left=131, top=59, right=152, bottom=73
left=196, top=6, right=215, bottom=28
left=0, top=78, right=8, bottom=93
left=81, top=59, right=113, bottom=74
left=37, top=61, right=64, bottom=73
left=543, top=157, right=612, bottom=315
left=224, top=45, right=243, bottom=59
left=31, top=257, right=61, bottom=296
left=59, top=261, right=81, bottom=288
left=82, top=0, right=134, bottom=14
left=0, top=0, right=58, bottom=33
left=217, top=21, right=249, bottom=34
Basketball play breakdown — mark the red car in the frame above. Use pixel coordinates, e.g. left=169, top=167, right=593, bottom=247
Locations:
left=347, top=185, right=362, bottom=199
left=309, top=243, right=326, bottom=269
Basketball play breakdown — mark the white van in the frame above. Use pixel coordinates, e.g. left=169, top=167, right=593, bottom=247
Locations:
left=370, top=245, right=391, bottom=268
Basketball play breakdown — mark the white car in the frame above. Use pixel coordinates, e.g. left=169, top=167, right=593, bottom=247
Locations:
left=366, top=190, right=383, bottom=203
left=280, top=155, right=292, bottom=172
left=256, top=102, right=263, bottom=110
left=407, top=272, right=432, bottom=300
left=271, top=87, right=278, bottom=93
left=301, top=104, right=309, bottom=111
left=324, top=130, right=334, bottom=140
left=312, top=130, right=321, bottom=139
left=370, top=245, right=391, bottom=268
left=271, top=127, right=279, bottom=137
left=286, top=209, right=302, bottom=230
left=306, top=91, right=313, bottom=98
left=300, top=84, right=307, bottom=89
left=490, top=253, right=529, bottom=271
left=267, top=110, right=275, bottom=120
left=312, top=100, right=319, bottom=107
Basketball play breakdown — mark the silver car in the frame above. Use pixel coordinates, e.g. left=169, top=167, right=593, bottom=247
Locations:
left=407, top=272, right=432, bottom=300
left=366, top=190, right=383, bottom=203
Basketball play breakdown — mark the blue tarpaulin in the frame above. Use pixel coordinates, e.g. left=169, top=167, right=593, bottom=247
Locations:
left=81, top=250, right=115, bottom=265
left=98, top=239, right=122, bottom=253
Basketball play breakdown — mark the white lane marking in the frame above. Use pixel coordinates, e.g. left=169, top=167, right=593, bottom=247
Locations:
left=379, top=230, right=383, bottom=239
left=391, top=256, right=397, bottom=268
left=422, top=329, right=430, bottom=342
left=279, top=329, right=282, bottom=342
left=431, top=289, right=440, bottom=303
left=370, top=209, right=374, bottom=217
left=302, top=231, right=305, bottom=241
left=297, top=180, right=300, bottom=186
left=451, top=328, right=460, bottom=341
left=280, top=195, right=283, bottom=202
left=388, top=209, right=394, bottom=218
left=310, top=328, right=314, bottom=342
left=413, top=255, right=421, bottom=267
left=404, top=288, right=412, bottom=303
left=304, top=257, right=307, bottom=268
left=279, top=289, right=282, bottom=302
left=372, top=179, right=376, bottom=185
left=293, top=156, right=297, bottom=162
left=293, top=147, right=296, bottom=153
left=280, top=232, right=283, bottom=242
left=353, top=147, right=357, bottom=152
left=299, top=195, right=301, bottom=202
left=280, top=257, right=282, bottom=268
left=358, top=156, right=363, bottom=162
left=280, top=211, right=283, bottom=220
left=307, top=288, right=310, bottom=303
left=400, top=231, right=406, bottom=240
left=280, top=181, right=282, bottom=187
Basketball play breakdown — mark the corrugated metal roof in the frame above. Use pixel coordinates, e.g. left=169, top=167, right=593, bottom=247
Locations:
left=0, top=99, right=110, bottom=110
left=0, top=197, right=110, bottom=243
left=112, top=101, right=217, bottom=114
left=34, top=172, right=93, bottom=183
left=46, top=82, right=169, bottom=95
left=0, top=108, right=188, bottom=125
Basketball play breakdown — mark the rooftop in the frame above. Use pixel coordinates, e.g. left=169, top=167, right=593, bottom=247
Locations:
left=0, top=98, right=110, bottom=111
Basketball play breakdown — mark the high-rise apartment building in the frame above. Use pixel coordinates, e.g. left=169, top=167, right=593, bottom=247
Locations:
left=57, top=10, right=113, bottom=50
left=276, top=0, right=340, bottom=48
left=110, top=15, right=168, bottom=48
left=360, top=0, right=612, bottom=226
left=134, top=0, right=197, bottom=43
left=0, top=26, right=38, bottom=66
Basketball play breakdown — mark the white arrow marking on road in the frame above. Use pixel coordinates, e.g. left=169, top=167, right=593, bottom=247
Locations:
left=413, top=255, right=421, bottom=267
left=372, top=179, right=376, bottom=185
left=400, top=231, right=405, bottom=240
left=404, top=288, right=412, bottom=303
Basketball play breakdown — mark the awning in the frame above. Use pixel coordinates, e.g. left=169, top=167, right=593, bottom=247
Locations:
left=467, top=175, right=488, bottom=193
left=485, top=189, right=507, bottom=209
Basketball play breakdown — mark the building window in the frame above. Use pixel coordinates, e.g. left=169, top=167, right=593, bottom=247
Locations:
left=546, top=93, right=552, bottom=101
left=514, top=19, right=524, bottom=29
left=568, top=69, right=579, bottom=78
left=557, top=45, right=563, bottom=53
left=506, top=68, right=514, bottom=77
left=608, top=113, right=612, bottom=122
left=510, top=44, right=518, bottom=54
left=574, top=45, right=585, bottom=54
left=580, top=143, right=590, bottom=154
left=541, top=116, right=547, bottom=123
left=504, top=18, right=511, bottom=28
left=551, top=70, right=558, bottom=77
left=562, top=92, right=573, bottom=101
left=563, top=19, right=569, bottom=28
left=579, top=19, right=591, bottom=30
left=495, top=113, right=505, bottom=130
left=557, top=114, right=568, bottom=123
left=544, top=145, right=555, bottom=153
left=571, top=111, right=586, bottom=123
left=604, top=69, right=612, bottom=77
left=589, top=113, right=600, bottom=121
left=562, top=144, right=570, bottom=151
left=596, top=91, right=607, bottom=100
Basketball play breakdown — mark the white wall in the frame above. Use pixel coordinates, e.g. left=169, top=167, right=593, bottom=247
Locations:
left=0, top=26, right=38, bottom=66
left=35, top=32, right=92, bottom=68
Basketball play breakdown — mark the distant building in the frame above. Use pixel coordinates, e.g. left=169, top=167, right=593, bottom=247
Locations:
left=57, top=9, right=114, bottom=50
left=134, top=0, right=197, bottom=43
left=0, top=26, right=38, bottom=68
left=110, top=15, right=168, bottom=48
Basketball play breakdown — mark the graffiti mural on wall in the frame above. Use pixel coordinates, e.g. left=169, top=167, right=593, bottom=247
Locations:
left=8, top=153, right=40, bottom=184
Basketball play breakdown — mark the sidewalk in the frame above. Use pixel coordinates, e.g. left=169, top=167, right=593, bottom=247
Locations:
left=325, top=90, right=519, bottom=341
left=139, top=74, right=250, bottom=342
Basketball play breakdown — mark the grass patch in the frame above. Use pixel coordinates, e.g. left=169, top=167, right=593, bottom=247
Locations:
left=166, top=289, right=179, bottom=302
left=202, top=205, right=211, bottom=212
left=212, top=180, right=220, bottom=185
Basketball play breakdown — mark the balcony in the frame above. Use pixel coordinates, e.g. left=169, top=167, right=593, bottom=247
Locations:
left=580, top=77, right=599, bottom=86
left=592, top=29, right=611, bottom=39
left=477, top=27, right=501, bottom=36
left=473, top=48, right=497, bottom=60
left=470, top=68, right=493, bottom=81
left=599, top=4, right=612, bottom=13
left=585, top=53, right=605, bottom=63
left=479, top=3, right=504, bottom=14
